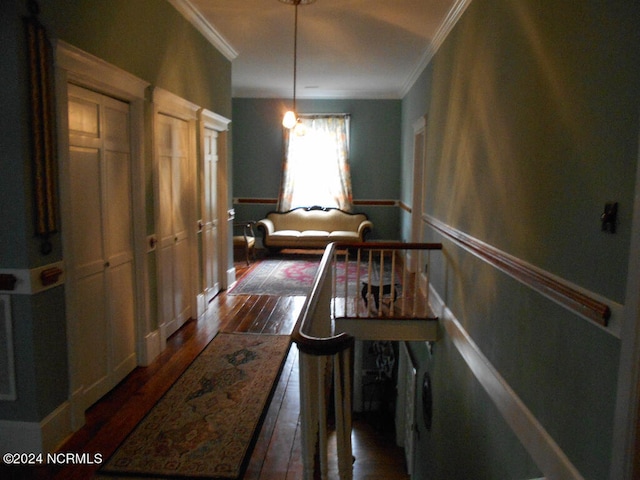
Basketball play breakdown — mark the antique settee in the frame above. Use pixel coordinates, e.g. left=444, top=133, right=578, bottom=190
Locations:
left=256, top=206, right=373, bottom=250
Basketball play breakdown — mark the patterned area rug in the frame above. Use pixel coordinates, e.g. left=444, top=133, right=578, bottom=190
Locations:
left=229, top=257, right=376, bottom=297
left=101, top=333, right=291, bottom=479
left=228, top=258, right=321, bottom=296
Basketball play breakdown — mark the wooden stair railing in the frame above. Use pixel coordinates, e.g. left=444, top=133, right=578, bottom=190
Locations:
left=291, top=241, right=443, bottom=480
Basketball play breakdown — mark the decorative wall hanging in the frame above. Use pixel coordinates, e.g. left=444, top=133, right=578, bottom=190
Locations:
left=24, top=0, right=58, bottom=255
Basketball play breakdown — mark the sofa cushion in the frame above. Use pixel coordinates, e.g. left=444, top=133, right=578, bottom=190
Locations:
left=299, top=230, right=330, bottom=237
left=271, top=230, right=301, bottom=237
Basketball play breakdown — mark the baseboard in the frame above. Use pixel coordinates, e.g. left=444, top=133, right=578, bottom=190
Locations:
left=197, top=293, right=206, bottom=320
left=0, top=401, right=72, bottom=455
left=160, top=319, right=178, bottom=346
left=226, top=267, right=237, bottom=290
left=41, top=402, right=72, bottom=453
left=68, top=386, right=86, bottom=431
left=141, top=329, right=161, bottom=366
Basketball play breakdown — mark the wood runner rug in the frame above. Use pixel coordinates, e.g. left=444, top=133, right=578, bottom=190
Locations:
left=101, top=333, right=291, bottom=479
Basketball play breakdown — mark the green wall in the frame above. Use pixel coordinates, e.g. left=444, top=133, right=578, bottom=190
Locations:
left=402, top=0, right=638, bottom=478
left=0, top=0, right=231, bottom=424
left=40, top=0, right=232, bottom=119
left=232, top=98, right=402, bottom=240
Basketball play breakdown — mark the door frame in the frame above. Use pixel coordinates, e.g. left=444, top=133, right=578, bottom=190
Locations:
left=151, top=87, right=200, bottom=349
left=409, top=115, right=427, bottom=274
left=55, top=41, right=150, bottom=429
left=198, top=109, right=231, bottom=313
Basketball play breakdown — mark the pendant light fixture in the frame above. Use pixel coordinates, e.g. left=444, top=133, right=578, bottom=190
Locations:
left=280, top=0, right=316, bottom=130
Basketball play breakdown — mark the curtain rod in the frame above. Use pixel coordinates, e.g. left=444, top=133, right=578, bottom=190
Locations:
left=298, top=113, right=351, bottom=119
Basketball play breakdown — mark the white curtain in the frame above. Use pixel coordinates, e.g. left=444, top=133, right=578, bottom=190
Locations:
left=278, top=115, right=353, bottom=211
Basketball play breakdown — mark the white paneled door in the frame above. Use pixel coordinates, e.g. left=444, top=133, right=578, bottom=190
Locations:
left=66, top=84, right=137, bottom=410
left=202, top=127, right=220, bottom=302
left=156, top=112, right=193, bottom=338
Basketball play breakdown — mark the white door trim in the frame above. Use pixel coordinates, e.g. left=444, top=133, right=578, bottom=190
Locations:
left=198, top=109, right=231, bottom=310
left=151, top=87, right=200, bottom=347
left=55, top=42, right=150, bottom=432
left=409, top=116, right=427, bottom=273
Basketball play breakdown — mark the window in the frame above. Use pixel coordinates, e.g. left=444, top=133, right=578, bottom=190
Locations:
left=277, top=114, right=353, bottom=211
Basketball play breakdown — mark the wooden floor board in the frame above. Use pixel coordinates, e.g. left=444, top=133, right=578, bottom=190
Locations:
left=244, top=345, right=299, bottom=480
left=259, top=354, right=302, bottom=478
left=261, top=296, right=306, bottom=335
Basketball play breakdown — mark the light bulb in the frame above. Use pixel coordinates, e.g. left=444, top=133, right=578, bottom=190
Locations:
left=282, top=110, right=297, bottom=129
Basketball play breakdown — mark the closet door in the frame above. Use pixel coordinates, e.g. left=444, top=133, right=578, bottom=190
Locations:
left=156, top=113, right=193, bottom=337
left=66, top=84, right=136, bottom=409
left=202, top=127, right=220, bottom=302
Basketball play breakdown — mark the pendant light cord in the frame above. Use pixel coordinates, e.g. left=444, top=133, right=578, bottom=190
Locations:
left=292, top=1, right=299, bottom=113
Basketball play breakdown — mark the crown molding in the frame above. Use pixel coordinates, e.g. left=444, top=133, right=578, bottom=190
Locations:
left=400, top=0, right=474, bottom=98
left=168, top=0, right=238, bottom=61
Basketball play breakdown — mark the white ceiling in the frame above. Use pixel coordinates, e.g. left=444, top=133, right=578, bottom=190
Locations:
left=171, top=0, right=466, bottom=99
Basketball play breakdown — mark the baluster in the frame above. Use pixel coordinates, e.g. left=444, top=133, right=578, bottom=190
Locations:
left=390, top=251, right=397, bottom=315
left=343, top=249, right=349, bottom=314
left=379, top=250, right=385, bottom=316
left=366, top=250, right=373, bottom=316
left=299, top=353, right=318, bottom=479
left=318, top=355, right=329, bottom=479
left=332, top=251, right=337, bottom=319
left=425, top=250, right=430, bottom=317
left=411, top=250, right=422, bottom=318
left=401, top=249, right=407, bottom=316
left=355, top=248, right=362, bottom=317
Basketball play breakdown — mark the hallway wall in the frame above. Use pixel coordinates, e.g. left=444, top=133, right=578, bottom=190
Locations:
left=0, top=0, right=231, bottom=449
left=401, top=0, right=639, bottom=478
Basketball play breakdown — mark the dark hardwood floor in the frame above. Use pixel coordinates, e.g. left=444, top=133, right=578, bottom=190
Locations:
left=4, top=256, right=409, bottom=480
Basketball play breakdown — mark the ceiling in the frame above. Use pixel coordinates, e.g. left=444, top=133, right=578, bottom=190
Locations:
left=171, top=0, right=467, bottom=99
